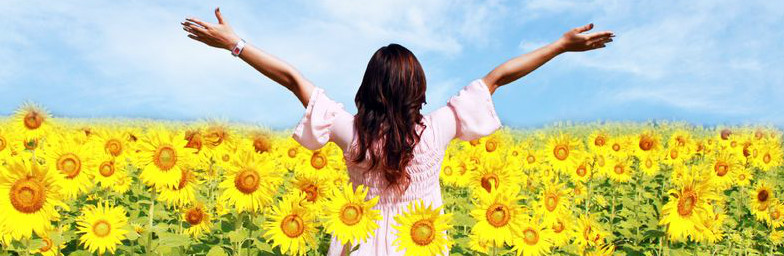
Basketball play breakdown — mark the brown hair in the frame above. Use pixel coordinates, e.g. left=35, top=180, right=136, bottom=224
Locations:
left=352, top=43, right=427, bottom=192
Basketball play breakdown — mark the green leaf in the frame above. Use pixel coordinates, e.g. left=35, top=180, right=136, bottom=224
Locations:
left=207, top=246, right=229, bottom=256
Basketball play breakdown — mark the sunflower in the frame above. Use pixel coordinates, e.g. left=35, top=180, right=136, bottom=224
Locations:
left=94, top=157, right=126, bottom=190
left=76, top=202, right=129, bottom=255
left=511, top=216, right=554, bottom=256
left=771, top=230, right=784, bottom=246
left=697, top=210, right=726, bottom=244
left=521, top=148, right=545, bottom=172
left=135, top=127, right=195, bottom=189
left=467, top=229, right=491, bottom=254
left=91, top=128, right=132, bottom=162
left=572, top=214, right=609, bottom=253
left=440, top=155, right=470, bottom=188
left=0, top=159, right=66, bottom=241
left=536, top=179, right=571, bottom=226
left=199, top=121, right=238, bottom=160
left=323, top=182, right=381, bottom=245
left=548, top=215, right=572, bottom=247
left=587, top=130, right=609, bottom=154
left=567, top=156, right=593, bottom=184
left=606, top=157, right=633, bottom=183
left=766, top=202, right=784, bottom=228
left=29, top=236, right=65, bottom=256
left=545, top=133, right=583, bottom=173
left=219, top=151, right=283, bottom=213
left=634, top=130, right=662, bottom=159
left=751, top=141, right=783, bottom=172
left=0, top=125, right=18, bottom=160
left=296, top=144, right=343, bottom=176
left=468, top=155, right=522, bottom=197
left=291, top=171, right=333, bottom=212
left=470, top=187, right=525, bottom=247
left=263, top=192, right=318, bottom=256
left=12, top=102, right=52, bottom=140
left=750, top=181, right=775, bottom=222
left=705, top=152, right=743, bottom=190
left=605, top=135, right=633, bottom=160
left=182, top=203, right=212, bottom=238
left=277, top=137, right=307, bottom=171
left=158, top=165, right=202, bottom=207
left=393, top=200, right=452, bottom=256
left=44, top=133, right=97, bottom=199
left=659, top=173, right=719, bottom=242
left=638, top=154, right=660, bottom=176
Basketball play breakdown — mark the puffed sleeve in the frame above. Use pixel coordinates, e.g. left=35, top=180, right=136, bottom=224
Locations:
left=447, top=78, right=502, bottom=141
left=292, top=88, right=353, bottom=150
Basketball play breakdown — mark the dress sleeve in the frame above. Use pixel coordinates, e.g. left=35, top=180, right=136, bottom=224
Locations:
left=292, top=88, right=353, bottom=150
left=445, top=78, right=502, bottom=142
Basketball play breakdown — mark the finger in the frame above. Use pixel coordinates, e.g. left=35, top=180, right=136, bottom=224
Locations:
left=183, top=22, right=209, bottom=35
left=215, top=7, right=225, bottom=24
left=586, top=31, right=614, bottom=40
left=587, top=36, right=612, bottom=46
left=186, top=17, right=212, bottom=29
left=187, top=34, right=209, bottom=44
left=574, top=23, right=594, bottom=33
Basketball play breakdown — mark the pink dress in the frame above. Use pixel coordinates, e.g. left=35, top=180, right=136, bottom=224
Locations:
left=292, top=79, right=502, bottom=256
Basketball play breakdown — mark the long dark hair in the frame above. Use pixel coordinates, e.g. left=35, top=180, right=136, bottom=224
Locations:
left=352, top=43, right=427, bottom=192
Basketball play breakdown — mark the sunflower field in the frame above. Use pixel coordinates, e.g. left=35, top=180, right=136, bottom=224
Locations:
left=1, top=102, right=783, bottom=256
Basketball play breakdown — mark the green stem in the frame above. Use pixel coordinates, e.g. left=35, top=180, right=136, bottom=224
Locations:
left=147, top=190, right=156, bottom=255
left=236, top=212, right=243, bottom=255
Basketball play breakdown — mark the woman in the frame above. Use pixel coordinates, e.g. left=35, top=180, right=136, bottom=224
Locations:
left=182, top=7, right=613, bottom=255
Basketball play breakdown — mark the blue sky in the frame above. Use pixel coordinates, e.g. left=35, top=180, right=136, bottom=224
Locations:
left=1, top=0, right=782, bottom=129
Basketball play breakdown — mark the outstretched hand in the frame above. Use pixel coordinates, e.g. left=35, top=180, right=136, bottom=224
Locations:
left=556, top=23, right=614, bottom=52
left=182, top=7, right=241, bottom=51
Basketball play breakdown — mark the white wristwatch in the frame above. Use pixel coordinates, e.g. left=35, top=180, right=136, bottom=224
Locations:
left=231, top=39, right=246, bottom=57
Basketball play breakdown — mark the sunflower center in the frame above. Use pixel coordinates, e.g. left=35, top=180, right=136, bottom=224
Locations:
left=40, top=237, right=53, bottom=252
left=758, top=190, right=769, bottom=203
left=763, top=154, right=772, bottom=164
left=486, top=203, right=511, bottom=228
left=186, top=208, right=204, bottom=225
left=614, top=164, right=624, bottom=175
left=302, top=184, right=319, bottom=202
left=480, top=173, right=499, bottom=193
left=23, top=111, right=44, bottom=130
left=772, top=209, right=781, bottom=221
left=714, top=162, right=729, bottom=177
left=443, top=166, right=453, bottom=176
left=205, top=128, right=227, bottom=147
left=0, top=136, right=6, bottom=152
left=281, top=214, right=305, bottom=238
left=576, top=165, right=587, bottom=177
left=92, top=220, right=112, bottom=238
left=99, top=161, right=115, bottom=177
left=177, top=169, right=190, bottom=190
left=677, top=191, right=696, bottom=217
left=553, top=145, right=569, bottom=160
left=234, top=169, right=260, bottom=194
left=545, top=194, right=559, bottom=211
left=57, top=153, right=82, bottom=178
left=105, top=139, right=123, bottom=157
left=523, top=228, right=539, bottom=245
left=639, top=135, right=654, bottom=151
left=24, top=138, right=39, bottom=150
left=10, top=178, right=46, bottom=213
left=738, top=174, right=746, bottom=180
left=153, top=146, right=177, bottom=171
left=410, top=219, right=435, bottom=246
left=645, top=159, right=653, bottom=168
left=287, top=148, right=298, bottom=158
left=676, top=136, right=686, bottom=147
left=594, top=136, right=606, bottom=147
left=184, top=131, right=203, bottom=152
left=553, top=220, right=565, bottom=233
left=458, top=165, right=467, bottom=175
left=469, top=139, right=480, bottom=146
left=526, top=155, right=536, bottom=164
left=485, top=140, right=498, bottom=153
left=720, top=129, right=732, bottom=140
left=612, top=143, right=620, bottom=151
left=311, top=152, right=327, bottom=169
left=670, top=149, right=679, bottom=160
left=221, top=154, right=230, bottom=162
left=596, top=155, right=605, bottom=167
left=253, top=137, right=271, bottom=154
left=339, top=203, right=363, bottom=226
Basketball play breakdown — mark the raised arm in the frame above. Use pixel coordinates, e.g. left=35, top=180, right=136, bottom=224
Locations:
left=482, top=23, right=614, bottom=95
left=181, top=7, right=314, bottom=107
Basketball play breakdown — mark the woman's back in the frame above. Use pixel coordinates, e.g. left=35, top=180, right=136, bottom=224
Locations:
left=293, top=78, right=501, bottom=255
